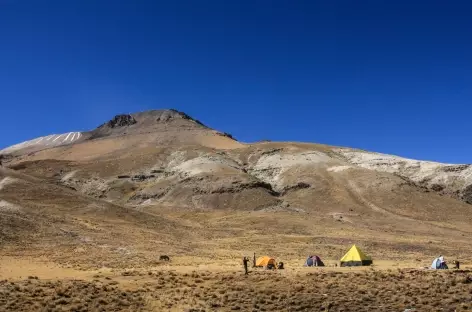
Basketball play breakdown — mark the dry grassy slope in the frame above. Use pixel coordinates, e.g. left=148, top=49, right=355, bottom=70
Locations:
left=335, top=147, right=472, bottom=203
left=2, top=110, right=472, bottom=266
left=0, top=167, right=209, bottom=268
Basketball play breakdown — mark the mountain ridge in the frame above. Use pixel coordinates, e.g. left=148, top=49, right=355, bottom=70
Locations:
left=1, top=109, right=471, bottom=206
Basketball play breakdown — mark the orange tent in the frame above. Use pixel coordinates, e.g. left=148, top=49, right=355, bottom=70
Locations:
left=256, top=256, right=276, bottom=267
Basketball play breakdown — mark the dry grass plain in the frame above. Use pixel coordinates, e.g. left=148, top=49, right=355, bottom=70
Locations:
left=1, top=256, right=472, bottom=312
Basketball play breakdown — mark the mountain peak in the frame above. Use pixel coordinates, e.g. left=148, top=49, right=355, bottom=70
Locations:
left=134, top=109, right=206, bottom=127
left=0, top=109, right=213, bottom=156
left=97, top=109, right=207, bottom=129
left=88, top=109, right=208, bottom=140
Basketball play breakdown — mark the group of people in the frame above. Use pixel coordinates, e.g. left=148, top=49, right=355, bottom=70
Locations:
left=432, top=255, right=460, bottom=270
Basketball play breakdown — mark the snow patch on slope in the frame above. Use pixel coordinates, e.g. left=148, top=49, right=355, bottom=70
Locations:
left=0, top=132, right=83, bottom=154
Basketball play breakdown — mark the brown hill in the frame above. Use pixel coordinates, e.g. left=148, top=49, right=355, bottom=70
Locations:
left=1, top=109, right=472, bottom=268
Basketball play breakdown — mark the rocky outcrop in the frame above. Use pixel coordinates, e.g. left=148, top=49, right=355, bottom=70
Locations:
left=462, top=185, right=472, bottom=204
left=100, top=114, right=137, bottom=129
left=156, top=109, right=206, bottom=127
left=279, top=182, right=311, bottom=195
left=131, top=174, right=156, bottom=182
left=209, top=180, right=277, bottom=195
left=215, top=132, right=236, bottom=140
left=0, top=154, right=9, bottom=165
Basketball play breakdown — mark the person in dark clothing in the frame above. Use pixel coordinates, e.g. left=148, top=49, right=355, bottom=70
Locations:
left=277, top=262, right=284, bottom=269
left=243, top=256, right=249, bottom=275
left=454, top=260, right=460, bottom=269
left=253, top=253, right=256, bottom=268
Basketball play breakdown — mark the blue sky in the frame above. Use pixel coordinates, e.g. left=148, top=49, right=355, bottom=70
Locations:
left=0, top=1, right=471, bottom=163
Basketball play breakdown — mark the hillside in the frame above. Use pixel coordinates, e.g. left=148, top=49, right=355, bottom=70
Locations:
left=1, top=109, right=472, bottom=268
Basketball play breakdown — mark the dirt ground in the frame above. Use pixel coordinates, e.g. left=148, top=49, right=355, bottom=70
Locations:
left=1, top=257, right=472, bottom=312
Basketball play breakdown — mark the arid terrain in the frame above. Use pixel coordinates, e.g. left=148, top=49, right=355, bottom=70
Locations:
left=1, top=257, right=472, bottom=311
left=1, top=109, right=472, bottom=311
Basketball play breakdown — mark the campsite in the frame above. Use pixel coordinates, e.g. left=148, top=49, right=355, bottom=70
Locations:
left=1, top=254, right=471, bottom=312
left=1, top=240, right=470, bottom=311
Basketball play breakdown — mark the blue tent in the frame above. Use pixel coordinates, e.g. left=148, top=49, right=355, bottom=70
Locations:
left=304, top=255, right=324, bottom=267
left=431, top=257, right=448, bottom=269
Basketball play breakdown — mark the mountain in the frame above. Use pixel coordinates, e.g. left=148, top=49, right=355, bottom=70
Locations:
left=1, top=109, right=472, bottom=268
left=0, top=109, right=234, bottom=156
left=2, top=109, right=471, bottom=207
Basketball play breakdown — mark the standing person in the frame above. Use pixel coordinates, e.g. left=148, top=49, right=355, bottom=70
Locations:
left=243, top=256, right=249, bottom=275
left=253, top=253, right=256, bottom=268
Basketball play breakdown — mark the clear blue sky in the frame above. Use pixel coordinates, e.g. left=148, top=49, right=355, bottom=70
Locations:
left=1, top=1, right=471, bottom=163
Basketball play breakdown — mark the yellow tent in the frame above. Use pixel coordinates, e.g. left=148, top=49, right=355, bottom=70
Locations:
left=340, top=245, right=372, bottom=267
left=256, top=256, right=276, bottom=267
